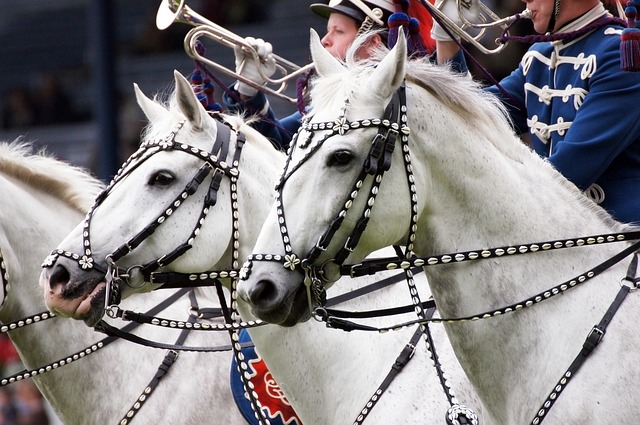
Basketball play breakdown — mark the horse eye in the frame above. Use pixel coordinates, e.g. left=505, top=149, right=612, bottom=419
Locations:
left=328, top=150, right=354, bottom=166
left=148, top=171, right=175, bottom=187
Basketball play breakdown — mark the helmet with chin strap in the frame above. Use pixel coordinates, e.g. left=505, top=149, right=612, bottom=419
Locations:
left=310, top=0, right=395, bottom=28
left=546, top=0, right=563, bottom=33
left=310, top=0, right=434, bottom=55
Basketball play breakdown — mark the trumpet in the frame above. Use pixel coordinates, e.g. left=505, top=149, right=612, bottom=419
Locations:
left=423, top=0, right=532, bottom=55
left=156, top=0, right=314, bottom=104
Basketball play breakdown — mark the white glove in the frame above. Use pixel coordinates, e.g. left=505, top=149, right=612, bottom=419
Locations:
left=234, top=37, right=277, bottom=98
left=430, top=0, right=480, bottom=42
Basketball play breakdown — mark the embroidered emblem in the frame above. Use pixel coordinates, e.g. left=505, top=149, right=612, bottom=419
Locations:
left=78, top=255, right=94, bottom=270
left=42, top=254, right=58, bottom=268
left=332, top=117, right=350, bottom=135
left=230, top=330, right=301, bottom=425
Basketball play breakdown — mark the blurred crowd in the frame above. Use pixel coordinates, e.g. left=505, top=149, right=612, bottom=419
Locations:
left=0, top=74, right=89, bottom=131
left=0, top=335, right=52, bottom=425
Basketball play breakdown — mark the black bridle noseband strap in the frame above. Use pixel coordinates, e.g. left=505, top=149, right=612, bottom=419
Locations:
left=242, top=84, right=410, bottom=290
left=43, top=116, right=245, bottom=305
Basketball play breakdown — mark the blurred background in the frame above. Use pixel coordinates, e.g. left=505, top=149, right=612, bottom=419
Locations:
left=0, top=0, right=327, bottom=182
left=0, top=0, right=534, bottom=182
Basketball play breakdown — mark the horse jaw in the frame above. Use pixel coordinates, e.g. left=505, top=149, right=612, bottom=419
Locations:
left=134, top=83, right=168, bottom=123
left=174, top=69, right=208, bottom=131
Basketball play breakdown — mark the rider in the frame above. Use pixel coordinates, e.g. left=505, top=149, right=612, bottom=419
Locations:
left=222, top=0, right=435, bottom=151
left=433, top=0, right=640, bottom=224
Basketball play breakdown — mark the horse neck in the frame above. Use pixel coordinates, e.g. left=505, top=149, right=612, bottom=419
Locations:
left=0, top=173, right=139, bottom=420
left=405, top=90, right=635, bottom=422
left=408, top=100, right=625, bottom=304
left=0, top=174, right=85, bottom=322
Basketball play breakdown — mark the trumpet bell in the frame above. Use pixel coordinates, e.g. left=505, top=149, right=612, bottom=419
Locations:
left=154, top=0, right=313, bottom=104
left=156, top=0, right=184, bottom=31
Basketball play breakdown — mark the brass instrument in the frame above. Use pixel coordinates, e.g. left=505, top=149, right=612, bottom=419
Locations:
left=156, top=0, right=314, bottom=104
left=425, top=0, right=532, bottom=55
left=427, top=0, right=629, bottom=55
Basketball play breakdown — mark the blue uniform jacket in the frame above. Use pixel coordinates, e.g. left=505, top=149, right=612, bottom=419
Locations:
left=222, top=89, right=301, bottom=151
left=486, top=4, right=640, bottom=223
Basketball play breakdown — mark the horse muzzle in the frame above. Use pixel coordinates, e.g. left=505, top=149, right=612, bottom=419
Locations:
left=238, top=270, right=310, bottom=326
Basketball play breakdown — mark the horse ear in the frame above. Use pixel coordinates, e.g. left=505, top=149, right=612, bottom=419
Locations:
left=134, top=83, right=168, bottom=123
left=369, top=30, right=407, bottom=100
left=173, top=70, right=207, bottom=130
left=310, top=28, right=344, bottom=77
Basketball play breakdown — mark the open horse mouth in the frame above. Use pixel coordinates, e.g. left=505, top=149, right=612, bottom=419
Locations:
left=41, top=264, right=109, bottom=327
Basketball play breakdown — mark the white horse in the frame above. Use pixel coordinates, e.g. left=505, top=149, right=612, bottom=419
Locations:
left=0, top=141, right=249, bottom=424
left=41, top=70, right=482, bottom=424
left=237, top=31, right=640, bottom=425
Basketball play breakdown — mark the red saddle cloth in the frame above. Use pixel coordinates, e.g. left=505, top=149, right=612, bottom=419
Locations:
left=230, top=329, right=302, bottom=424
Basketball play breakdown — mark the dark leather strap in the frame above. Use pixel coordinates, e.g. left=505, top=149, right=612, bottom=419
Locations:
left=530, top=278, right=633, bottom=424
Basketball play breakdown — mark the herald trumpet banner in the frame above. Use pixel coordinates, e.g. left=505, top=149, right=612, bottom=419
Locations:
left=156, top=0, right=314, bottom=104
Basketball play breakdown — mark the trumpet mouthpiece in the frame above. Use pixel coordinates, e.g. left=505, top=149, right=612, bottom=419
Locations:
left=520, top=9, right=532, bottom=20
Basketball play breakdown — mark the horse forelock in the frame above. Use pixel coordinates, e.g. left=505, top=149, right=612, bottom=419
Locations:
left=0, top=140, right=104, bottom=213
left=314, top=44, right=512, bottom=137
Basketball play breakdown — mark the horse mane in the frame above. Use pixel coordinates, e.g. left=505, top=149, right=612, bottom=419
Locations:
left=0, top=140, right=104, bottom=213
left=312, top=36, right=512, bottom=134
left=311, top=38, right=634, bottom=233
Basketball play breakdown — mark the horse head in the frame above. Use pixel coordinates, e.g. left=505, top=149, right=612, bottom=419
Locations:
left=237, top=30, right=416, bottom=326
left=41, top=70, right=282, bottom=326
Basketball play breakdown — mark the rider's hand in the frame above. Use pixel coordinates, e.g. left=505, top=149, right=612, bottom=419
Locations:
left=430, top=0, right=480, bottom=42
left=233, top=37, right=277, bottom=98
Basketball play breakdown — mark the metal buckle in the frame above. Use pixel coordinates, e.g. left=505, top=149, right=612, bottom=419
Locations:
left=124, top=265, right=146, bottom=289
left=104, top=257, right=117, bottom=313
left=188, top=306, right=203, bottom=319
left=313, top=307, right=328, bottom=323
left=105, top=304, right=121, bottom=319
left=620, top=278, right=640, bottom=292
left=314, top=235, right=329, bottom=252
left=587, top=326, right=604, bottom=346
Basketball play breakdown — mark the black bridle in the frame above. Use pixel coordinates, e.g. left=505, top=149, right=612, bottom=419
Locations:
left=240, top=83, right=479, bottom=425
left=241, top=84, right=416, bottom=304
left=240, top=68, right=640, bottom=423
left=43, top=115, right=244, bottom=307
left=41, top=112, right=284, bottom=424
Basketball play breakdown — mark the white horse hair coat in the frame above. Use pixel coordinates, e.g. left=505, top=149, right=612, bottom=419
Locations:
left=41, top=70, right=482, bottom=424
left=237, top=31, right=640, bottom=425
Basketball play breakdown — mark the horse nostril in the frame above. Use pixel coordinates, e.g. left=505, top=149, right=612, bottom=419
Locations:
left=48, top=264, right=70, bottom=290
left=248, top=280, right=277, bottom=305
